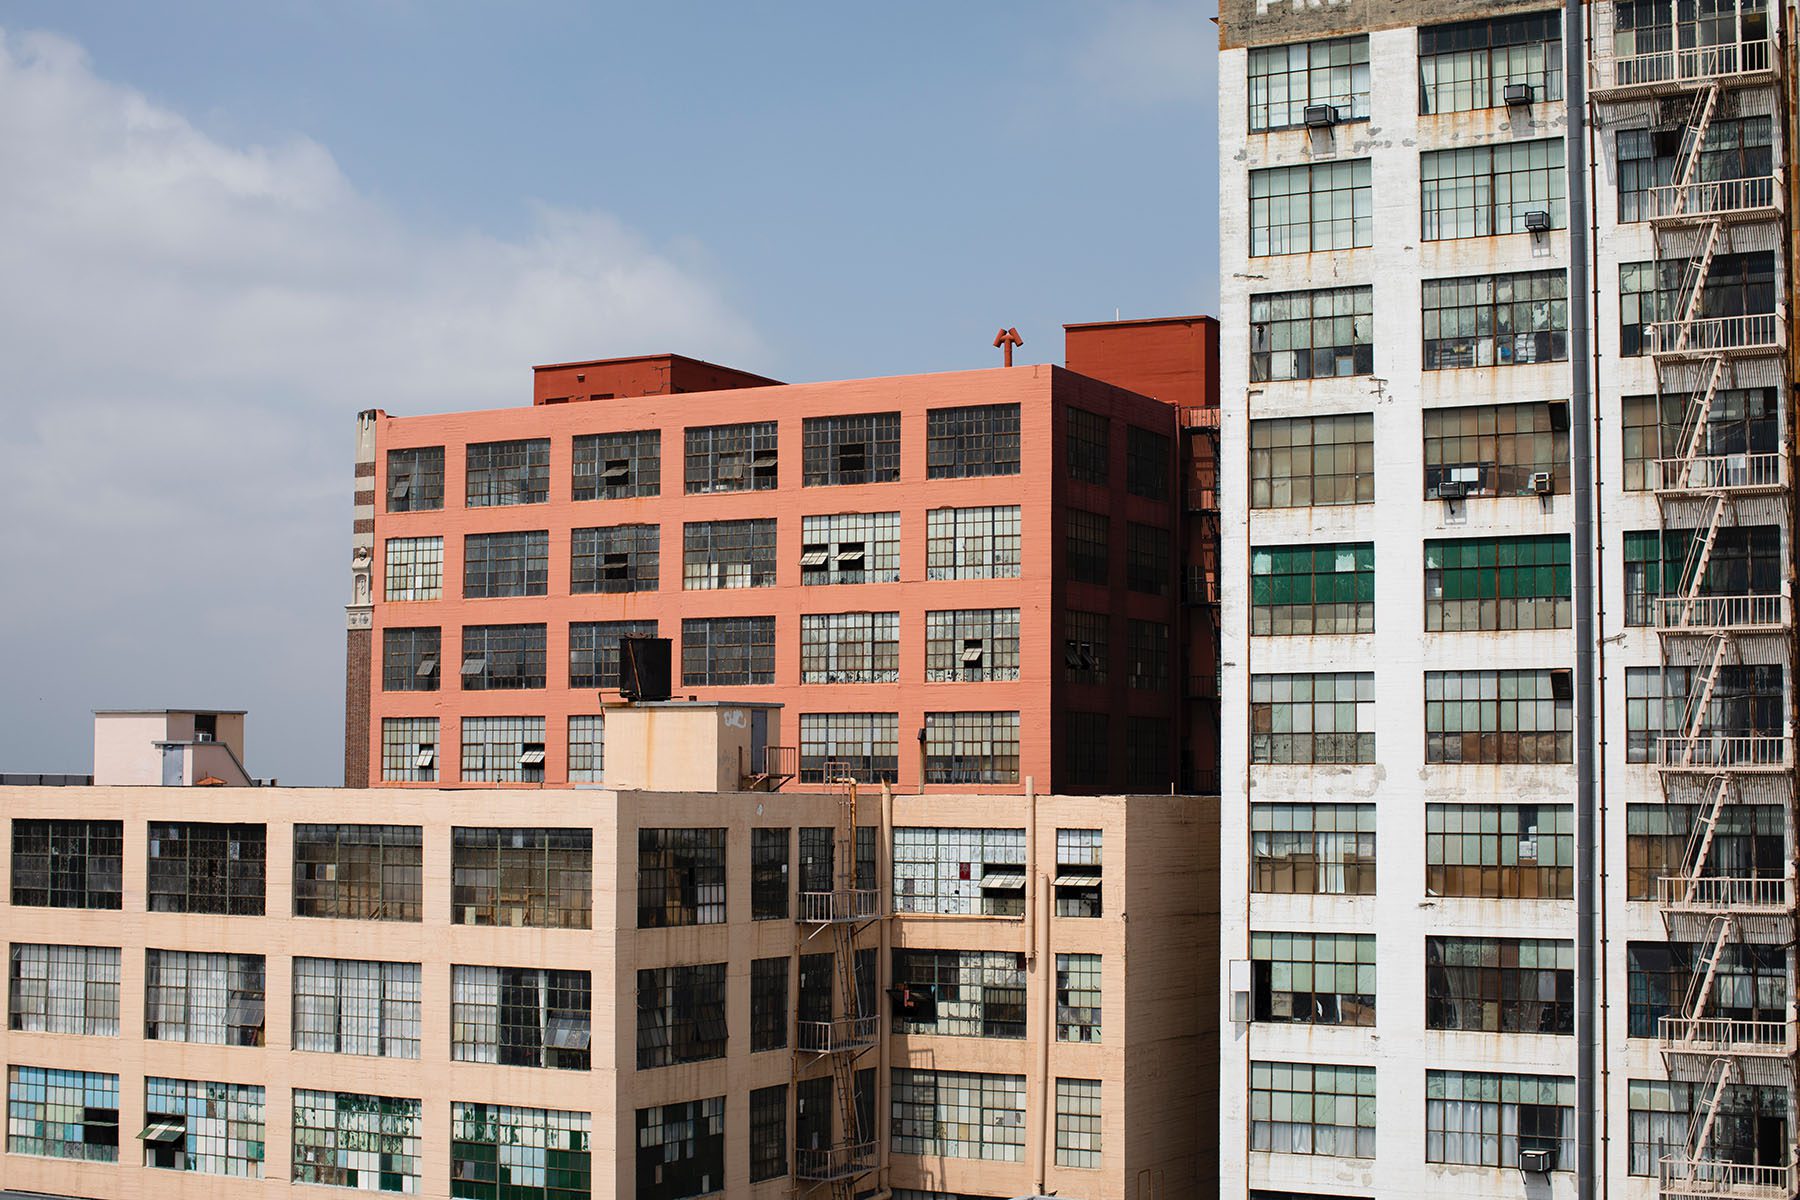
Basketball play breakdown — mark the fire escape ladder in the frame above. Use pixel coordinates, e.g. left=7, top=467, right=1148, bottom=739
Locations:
left=1681, top=915, right=1737, bottom=1026
left=1687, top=1057, right=1737, bottom=1164
left=1670, top=357, right=1728, bottom=489
left=1671, top=220, right=1723, bottom=353
left=1675, top=498, right=1730, bottom=629
left=1677, top=635, right=1731, bottom=765
left=1680, top=775, right=1734, bottom=905
left=1668, top=85, right=1722, bottom=214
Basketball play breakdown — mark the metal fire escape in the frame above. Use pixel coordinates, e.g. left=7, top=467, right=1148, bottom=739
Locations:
left=1592, top=3, right=1796, bottom=1195
left=792, top=773, right=884, bottom=1200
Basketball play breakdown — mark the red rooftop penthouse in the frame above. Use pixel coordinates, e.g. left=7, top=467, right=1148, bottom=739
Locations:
left=344, top=321, right=1220, bottom=794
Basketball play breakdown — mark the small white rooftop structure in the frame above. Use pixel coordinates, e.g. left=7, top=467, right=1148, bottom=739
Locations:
left=92, top=709, right=253, bottom=787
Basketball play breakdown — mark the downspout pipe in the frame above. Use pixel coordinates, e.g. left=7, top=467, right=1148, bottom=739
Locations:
left=1562, top=3, right=1602, bottom=1198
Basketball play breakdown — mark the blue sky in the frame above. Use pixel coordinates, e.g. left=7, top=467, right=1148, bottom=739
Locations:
left=0, top=2, right=1218, bottom=782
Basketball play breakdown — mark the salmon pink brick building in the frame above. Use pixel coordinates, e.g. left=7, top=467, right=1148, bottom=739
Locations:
left=343, top=318, right=1220, bottom=796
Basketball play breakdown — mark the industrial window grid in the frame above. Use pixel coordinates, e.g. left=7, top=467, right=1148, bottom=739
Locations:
left=1064, top=713, right=1109, bottom=785
left=1066, top=406, right=1110, bottom=483
left=1425, top=535, right=1572, bottom=631
left=1250, top=672, right=1376, bottom=764
left=8, top=943, right=120, bottom=1036
left=751, top=830, right=790, bottom=920
left=6, top=1066, right=118, bottom=1162
left=460, top=624, right=547, bottom=691
left=1124, top=619, right=1171, bottom=692
left=567, top=715, right=604, bottom=783
left=927, top=403, right=1020, bottom=478
left=926, top=505, right=1022, bottom=580
left=1419, top=10, right=1563, bottom=113
left=1250, top=931, right=1376, bottom=1027
left=1617, top=116, right=1772, bottom=223
left=384, top=536, right=443, bottom=601
left=1427, top=937, right=1575, bottom=1034
left=458, top=716, right=548, bottom=783
left=379, top=717, right=439, bottom=785
left=891, top=1069, right=1026, bottom=1161
left=1421, top=139, right=1566, bottom=240
left=382, top=626, right=440, bottom=692
left=1127, top=522, right=1171, bottom=595
left=570, top=524, right=660, bottom=594
left=144, top=950, right=265, bottom=1046
left=801, top=511, right=900, bottom=584
left=803, top=411, right=902, bottom=485
left=143, top=1076, right=264, bottom=1178
left=799, top=828, right=836, bottom=896
left=465, top=438, right=549, bottom=507
left=923, top=711, right=1021, bottom=784
left=1065, top=508, right=1110, bottom=584
left=1627, top=941, right=1788, bottom=1037
left=1426, top=669, right=1575, bottom=763
left=1056, top=953, right=1102, bottom=1042
left=892, top=827, right=1025, bottom=916
left=450, top=827, right=592, bottom=928
left=633, top=1097, right=724, bottom=1200
left=799, top=712, right=900, bottom=783
left=1620, top=251, right=1775, bottom=357
left=1626, top=801, right=1785, bottom=900
left=1424, top=401, right=1570, bottom=498
left=637, top=963, right=728, bottom=1069
left=681, top=616, right=776, bottom=686
left=682, top=519, right=777, bottom=590
left=892, top=949, right=1026, bottom=1038
left=1252, top=543, right=1374, bottom=635
left=1251, top=803, right=1376, bottom=895
left=1425, top=1070, right=1574, bottom=1168
left=385, top=446, right=444, bottom=512
left=794, top=1064, right=833, bottom=1150
left=293, top=824, right=423, bottom=921
left=572, top=428, right=660, bottom=500
left=1055, top=1078, right=1103, bottom=1169
left=451, top=965, right=592, bottom=1071
left=750, top=956, right=789, bottom=1050
left=147, top=822, right=265, bottom=916
left=1423, top=269, right=1569, bottom=368
left=1127, top=716, right=1173, bottom=792
left=1250, top=413, right=1374, bottom=508
left=1248, top=1062, right=1375, bottom=1158
left=1626, top=1078, right=1788, bottom=1177
left=10, top=819, right=122, bottom=909
left=925, top=609, right=1020, bottom=682
left=462, top=530, right=549, bottom=599
left=637, top=827, right=727, bottom=928
left=685, top=421, right=778, bottom=494
left=1625, top=526, right=1781, bottom=627
left=749, top=1084, right=787, bottom=1183
left=1622, top=388, right=1779, bottom=490
left=291, top=1089, right=421, bottom=1193
left=1428, top=804, right=1574, bottom=899
left=1249, top=159, right=1373, bottom=256
left=449, top=1101, right=590, bottom=1200
left=1055, top=829, right=1103, bottom=917
left=292, top=957, right=421, bottom=1059
left=1251, top=286, right=1374, bottom=382
left=1247, top=34, right=1371, bottom=130
left=1623, top=664, right=1785, bottom=761
left=800, top=612, right=900, bottom=684
left=1125, top=425, right=1171, bottom=499
left=568, top=619, right=658, bottom=689
left=1063, top=611, right=1109, bottom=684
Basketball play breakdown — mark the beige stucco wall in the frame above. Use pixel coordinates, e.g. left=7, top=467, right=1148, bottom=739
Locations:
left=0, top=783, right=1215, bottom=1200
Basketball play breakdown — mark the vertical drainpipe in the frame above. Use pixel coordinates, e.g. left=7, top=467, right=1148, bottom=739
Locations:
left=1562, top=1, right=1601, bottom=1196
left=1025, top=777, right=1048, bottom=1194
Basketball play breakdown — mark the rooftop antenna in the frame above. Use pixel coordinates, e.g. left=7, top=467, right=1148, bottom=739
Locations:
left=993, top=326, right=1023, bottom=367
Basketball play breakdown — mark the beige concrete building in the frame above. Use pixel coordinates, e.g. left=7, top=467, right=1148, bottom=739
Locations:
left=0, top=708, right=1217, bottom=1200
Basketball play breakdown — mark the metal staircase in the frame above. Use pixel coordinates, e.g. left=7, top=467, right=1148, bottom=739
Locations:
left=1591, top=0, right=1795, bottom=1193
left=792, top=777, right=884, bottom=1199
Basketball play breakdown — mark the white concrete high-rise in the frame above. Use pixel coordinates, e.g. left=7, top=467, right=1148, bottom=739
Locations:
left=1215, top=1, right=1795, bottom=1197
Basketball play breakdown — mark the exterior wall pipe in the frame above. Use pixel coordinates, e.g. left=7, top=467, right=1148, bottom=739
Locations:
left=1562, top=3, right=1601, bottom=1198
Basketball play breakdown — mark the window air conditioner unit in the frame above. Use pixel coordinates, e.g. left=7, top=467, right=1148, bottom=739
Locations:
left=1303, top=104, right=1339, bottom=128
left=1524, top=209, right=1553, bottom=233
left=1518, top=1148, right=1555, bottom=1173
left=1530, top=471, right=1555, bottom=494
left=1504, top=83, right=1535, bottom=106
left=1437, top=480, right=1468, bottom=499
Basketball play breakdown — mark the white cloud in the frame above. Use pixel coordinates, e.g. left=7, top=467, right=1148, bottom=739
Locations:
left=1077, top=0, right=1221, bottom=107
left=0, top=28, right=762, bottom=782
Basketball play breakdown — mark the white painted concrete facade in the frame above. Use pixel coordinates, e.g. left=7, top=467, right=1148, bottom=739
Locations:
left=1217, top=4, right=1793, bottom=1198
